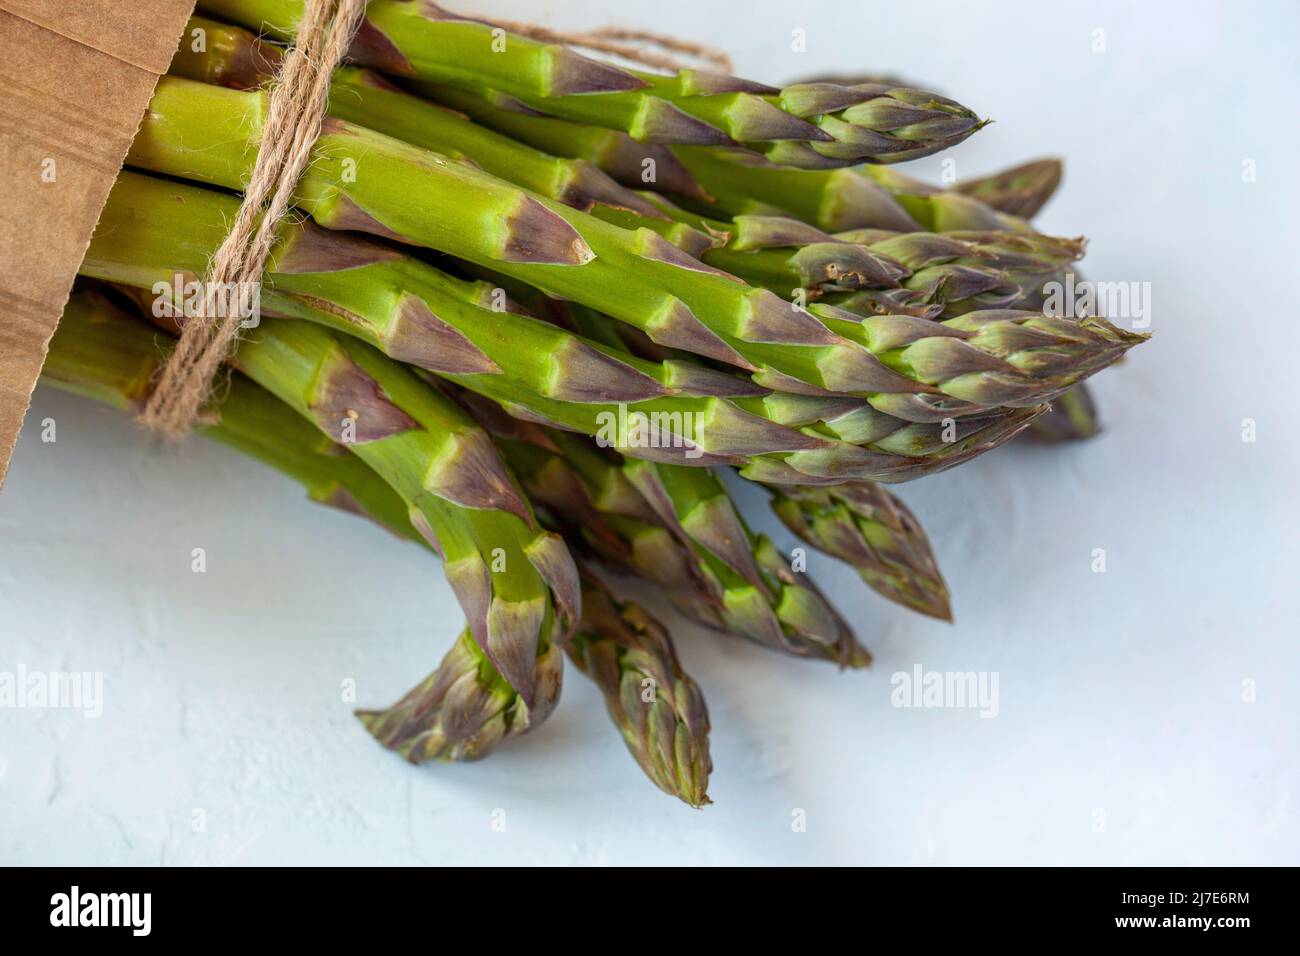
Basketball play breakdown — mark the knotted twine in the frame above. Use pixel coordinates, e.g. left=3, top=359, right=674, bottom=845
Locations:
left=139, top=0, right=369, bottom=439
left=139, top=1, right=730, bottom=438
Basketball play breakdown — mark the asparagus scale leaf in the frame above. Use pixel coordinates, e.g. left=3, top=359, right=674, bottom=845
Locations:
left=568, top=572, right=712, bottom=807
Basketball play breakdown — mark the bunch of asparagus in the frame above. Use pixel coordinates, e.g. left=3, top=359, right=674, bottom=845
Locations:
left=41, top=3, right=1144, bottom=805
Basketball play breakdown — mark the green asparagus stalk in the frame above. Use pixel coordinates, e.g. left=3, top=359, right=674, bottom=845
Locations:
left=171, top=29, right=1075, bottom=327
left=358, top=626, right=564, bottom=762
left=169, top=21, right=894, bottom=300
left=173, top=20, right=906, bottom=299
left=46, top=286, right=567, bottom=758
left=820, top=229, right=1083, bottom=318
left=534, top=300, right=954, bottom=620
left=200, top=0, right=984, bottom=165
left=416, top=80, right=712, bottom=202
left=172, top=12, right=285, bottom=90
left=53, top=289, right=710, bottom=777
left=738, top=152, right=1101, bottom=443
left=405, top=80, right=1059, bottom=235
left=183, top=17, right=1080, bottom=331
left=599, top=195, right=1083, bottom=312
left=622, top=456, right=869, bottom=666
left=44, top=288, right=413, bottom=537
left=567, top=572, right=712, bottom=807
left=414, top=80, right=920, bottom=227
left=85, top=172, right=819, bottom=472
left=770, top=481, right=951, bottom=621
left=388, top=82, right=913, bottom=227
left=173, top=16, right=667, bottom=220
left=953, top=158, right=1063, bottom=220
left=841, top=158, right=1104, bottom=442
left=127, top=78, right=1140, bottom=411
left=41, top=292, right=790, bottom=790
left=459, top=394, right=871, bottom=667
left=507, top=284, right=1056, bottom=485
left=677, top=145, right=926, bottom=231
left=920, top=157, right=1097, bottom=444
left=105, top=264, right=576, bottom=706
left=86, top=171, right=1046, bottom=486
left=225, top=318, right=577, bottom=708
left=169, top=25, right=1113, bottom=426
left=42, top=290, right=793, bottom=786
left=671, top=146, right=1051, bottom=234
left=508, top=297, right=953, bottom=620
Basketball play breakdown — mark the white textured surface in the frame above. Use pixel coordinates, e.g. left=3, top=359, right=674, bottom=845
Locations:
left=2, top=0, right=1298, bottom=865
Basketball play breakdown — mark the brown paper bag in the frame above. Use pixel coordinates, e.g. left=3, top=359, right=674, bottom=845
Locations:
left=0, top=0, right=197, bottom=488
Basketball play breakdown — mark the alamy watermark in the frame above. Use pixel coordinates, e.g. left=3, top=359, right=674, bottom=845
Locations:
left=151, top=273, right=261, bottom=329
left=0, top=664, right=103, bottom=718
left=594, top=404, right=705, bottom=459
left=1041, top=273, right=1151, bottom=329
left=50, top=886, right=150, bottom=936
left=890, top=664, right=999, bottom=718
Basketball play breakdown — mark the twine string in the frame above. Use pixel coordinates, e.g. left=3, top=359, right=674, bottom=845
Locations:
left=139, top=0, right=369, bottom=439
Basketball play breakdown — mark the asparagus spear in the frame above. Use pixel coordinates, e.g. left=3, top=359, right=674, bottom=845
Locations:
left=169, top=23, right=898, bottom=302
left=533, top=299, right=955, bottom=619
left=459, top=394, right=871, bottom=667
left=46, top=289, right=725, bottom=797
left=199, top=0, right=984, bottom=165
left=128, top=78, right=1140, bottom=409
left=404, top=80, right=1060, bottom=233
left=623, top=456, right=869, bottom=666
left=567, top=572, right=712, bottom=807
left=47, top=286, right=569, bottom=757
left=173, top=16, right=667, bottom=220
left=171, top=29, right=1077, bottom=325
left=701, top=150, right=1101, bottom=442
left=85, top=171, right=1051, bottom=485
left=47, top=291, right=720, bottom=794
left=833, top=158, right=1105, bottom=442
left=391, top=82, right=918, bottom=228
left=416, top=80, right=712, bottom=202
left=953, top=158, right=1063, bottom=220
left=306, top=55, right=1100, bottom=453
left=770, top=481, right=951, bottom=621
left=508, top=297, right=953, bottom=621
left=44, top=288, right=413, bottom=536
left=230, top=319, right=577, bottom=708
left=892, top=164, right=1100, bottom=444
left=821, top=229, right=1083, bottom=318
left=413, top=80, right=919, bottom=227
left=175, top=18, right=1082, bottom=333
left=358, top=627, right=564, bottom=762
left=903, top=155, right=1097, bottom=442
left=672, top=146, right=1052, bottom=234
left=109, top=270, right=576, bottom=705
left=603, top=196, right=1083, bottom=311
